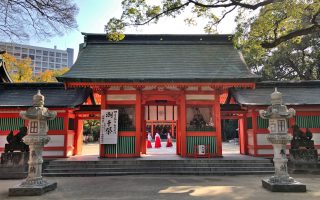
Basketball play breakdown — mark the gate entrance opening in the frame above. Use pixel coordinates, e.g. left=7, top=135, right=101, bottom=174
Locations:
left=141, top=103, right=179, bottom=155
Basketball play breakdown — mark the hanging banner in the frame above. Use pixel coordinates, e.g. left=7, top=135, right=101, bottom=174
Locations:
left=100, top=109, right=119, bottom=144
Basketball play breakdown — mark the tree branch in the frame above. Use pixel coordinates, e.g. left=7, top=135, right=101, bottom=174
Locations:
left=261, top=25, right=320, bottom=48
left=129, top=2, right=191, bottom=26
left=188, top=0, right=275, bottom=10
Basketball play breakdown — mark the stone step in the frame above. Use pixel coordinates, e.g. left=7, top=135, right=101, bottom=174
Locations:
left=43, top=158, right=274, bottom=176
left=44, top=166, right=274, bottom=173
left=43, top=170, right=274, bottom=177
left=45, top=163, right=273, bottom=169
left=46, top=159, right=272, bottom=165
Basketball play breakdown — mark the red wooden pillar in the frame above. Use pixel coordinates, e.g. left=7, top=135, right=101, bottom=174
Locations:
left=151, top=122, right=154, bottom=138
left=176, top=119, right=180, bottom=155
left=63, top=111, right=69, bottom=157
left=239, top=115, right=247, bottom=155
left=74, top=117, right=83, bottom=155
left=99, top=89, right=107, bottom=157
left=180, top=92, right=187, bottom=157
left=141, top=105, right=146, bottom=154
left=215, top=89, right=222, bottom=156
left=135, top=89, right=142, bottom=157
left=252, top=110, right=258, bottom=156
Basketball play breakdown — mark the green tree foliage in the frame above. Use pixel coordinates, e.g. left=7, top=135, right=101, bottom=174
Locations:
left=83, top=120, right=100, bottom=142
left=0, top=0, right=78, bottom=41
left=105, top=0, right=320, bottom=49
left=248, top=33, right=320, bottom=80
left=234, top=1, right=320, bottom=80
left=34, top=67, right=70, bottom=82
left=3, top=53, right=33, bottom=82
left=3, top=52, right=70, bottom=82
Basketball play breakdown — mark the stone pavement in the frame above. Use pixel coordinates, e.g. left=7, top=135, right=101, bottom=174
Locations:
left=1, top=174, right=319, bottom=200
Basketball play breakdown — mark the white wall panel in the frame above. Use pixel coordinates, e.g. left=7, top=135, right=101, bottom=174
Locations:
left=248, top=148, right=254, bottom=155
left=257, top=149, right=273, bottom=155
left=312, top=133, right=320, bottom=145
left=43, top=151, right=64, bottom=157
left=68, top=134, right=74, bottom=146
left=257, top=134, right=269, bottom=145
left=247, top=133, right=254, bottom=145
left=0, top=135, right=7, bottom=148
left=107, top=94, right=136, bottom=101
left=158, top=106, right=165, bottom=120
left=46, top=135, right=64, bottom=147
left=186, top=95, right=215, bottom=100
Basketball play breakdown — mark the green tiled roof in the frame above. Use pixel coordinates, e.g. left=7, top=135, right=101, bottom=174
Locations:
left=0, top=83, right=92, bottom=108
left=232, top=81, right=320, bottom=106
left=58, top=34, right=259, bottom=83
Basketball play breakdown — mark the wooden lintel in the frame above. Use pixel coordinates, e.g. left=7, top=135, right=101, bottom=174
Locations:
left=65, top=82, right=256, bottom=89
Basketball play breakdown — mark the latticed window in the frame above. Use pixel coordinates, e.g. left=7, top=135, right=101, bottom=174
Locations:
left=278, top=120, right=286, bottom=132
left=30, top=121, right=38, bottom=133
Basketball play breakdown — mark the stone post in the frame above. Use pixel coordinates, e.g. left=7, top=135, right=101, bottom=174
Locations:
left=259, top=88, right=306, bottom=192
left=9, top=90, right=57, bottom=196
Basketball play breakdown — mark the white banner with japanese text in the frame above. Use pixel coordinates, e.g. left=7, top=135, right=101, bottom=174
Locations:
left=100, top=109, right=119, bottom=144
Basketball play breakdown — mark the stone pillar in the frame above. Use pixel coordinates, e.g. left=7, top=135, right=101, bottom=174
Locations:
left=259, top=88, right=306, bottom=192
left=9, top=90, right=57, bottom=196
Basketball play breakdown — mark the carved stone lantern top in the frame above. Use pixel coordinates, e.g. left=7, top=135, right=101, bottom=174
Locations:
left=33, top=90, right=44, bottom=107
left=20, top=90, right=56, bottom=121
left=271, top=88, right=282, bottom=105
left=259, top=88, right=295, bottom=120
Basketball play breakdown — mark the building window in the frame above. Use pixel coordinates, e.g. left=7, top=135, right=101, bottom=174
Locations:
left=42, top=56, right=48, bottom=62
left=35, top=55, right=42, bottom=61
left=35, top=61, right=42, bottom=67
left=56, top=52, right=61, bottom=57
left=55, top=64, right=61, bottom=69
left=21, top=54, right=28, bottom=59
left=22, top=48, right=28, bottom=53
left=49, top=51, right=55, bottom=57
left=43, top=51, right=48, bottom=56
left=42, top=62, right=48, bottom=68
left=29, top=49, right=35, bottom=54
left=36, top=50, right=42, bottom=55
left=29, top=55, right=35, bottom=60
left=49, top=63, right=55, bottom=69
left=14, top=46, right=21, bottom=51
left=62, top=53, right=67, bottom=58
left=55, top=57, right=61, bottom=63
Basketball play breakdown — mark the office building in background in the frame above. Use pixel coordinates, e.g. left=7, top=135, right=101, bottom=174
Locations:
left=0, top=42, right=74, bottom=74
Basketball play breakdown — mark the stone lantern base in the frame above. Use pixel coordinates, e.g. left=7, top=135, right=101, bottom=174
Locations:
left=262, top=178, right=306, bottom=192
left=8, top=180, right=57, bottom=196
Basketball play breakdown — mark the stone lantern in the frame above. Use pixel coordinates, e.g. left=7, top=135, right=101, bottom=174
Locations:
left=259, top=88, right=306, bottom=192
left=9, top=90, right=57, bottom=196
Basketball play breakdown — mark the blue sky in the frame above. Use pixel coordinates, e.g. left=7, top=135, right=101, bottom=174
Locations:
left=29, top=0, right=236, bottom=61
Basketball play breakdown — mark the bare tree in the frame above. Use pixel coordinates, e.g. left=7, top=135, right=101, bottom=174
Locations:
left=0, top=0, right=78, bottom=41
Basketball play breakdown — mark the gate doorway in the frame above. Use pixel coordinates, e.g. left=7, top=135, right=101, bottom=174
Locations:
left=141, top=103, right=179, bottom=156
left=221, top=110, right=247, bottom=155
left=221, top=119, right=239, bottom=154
